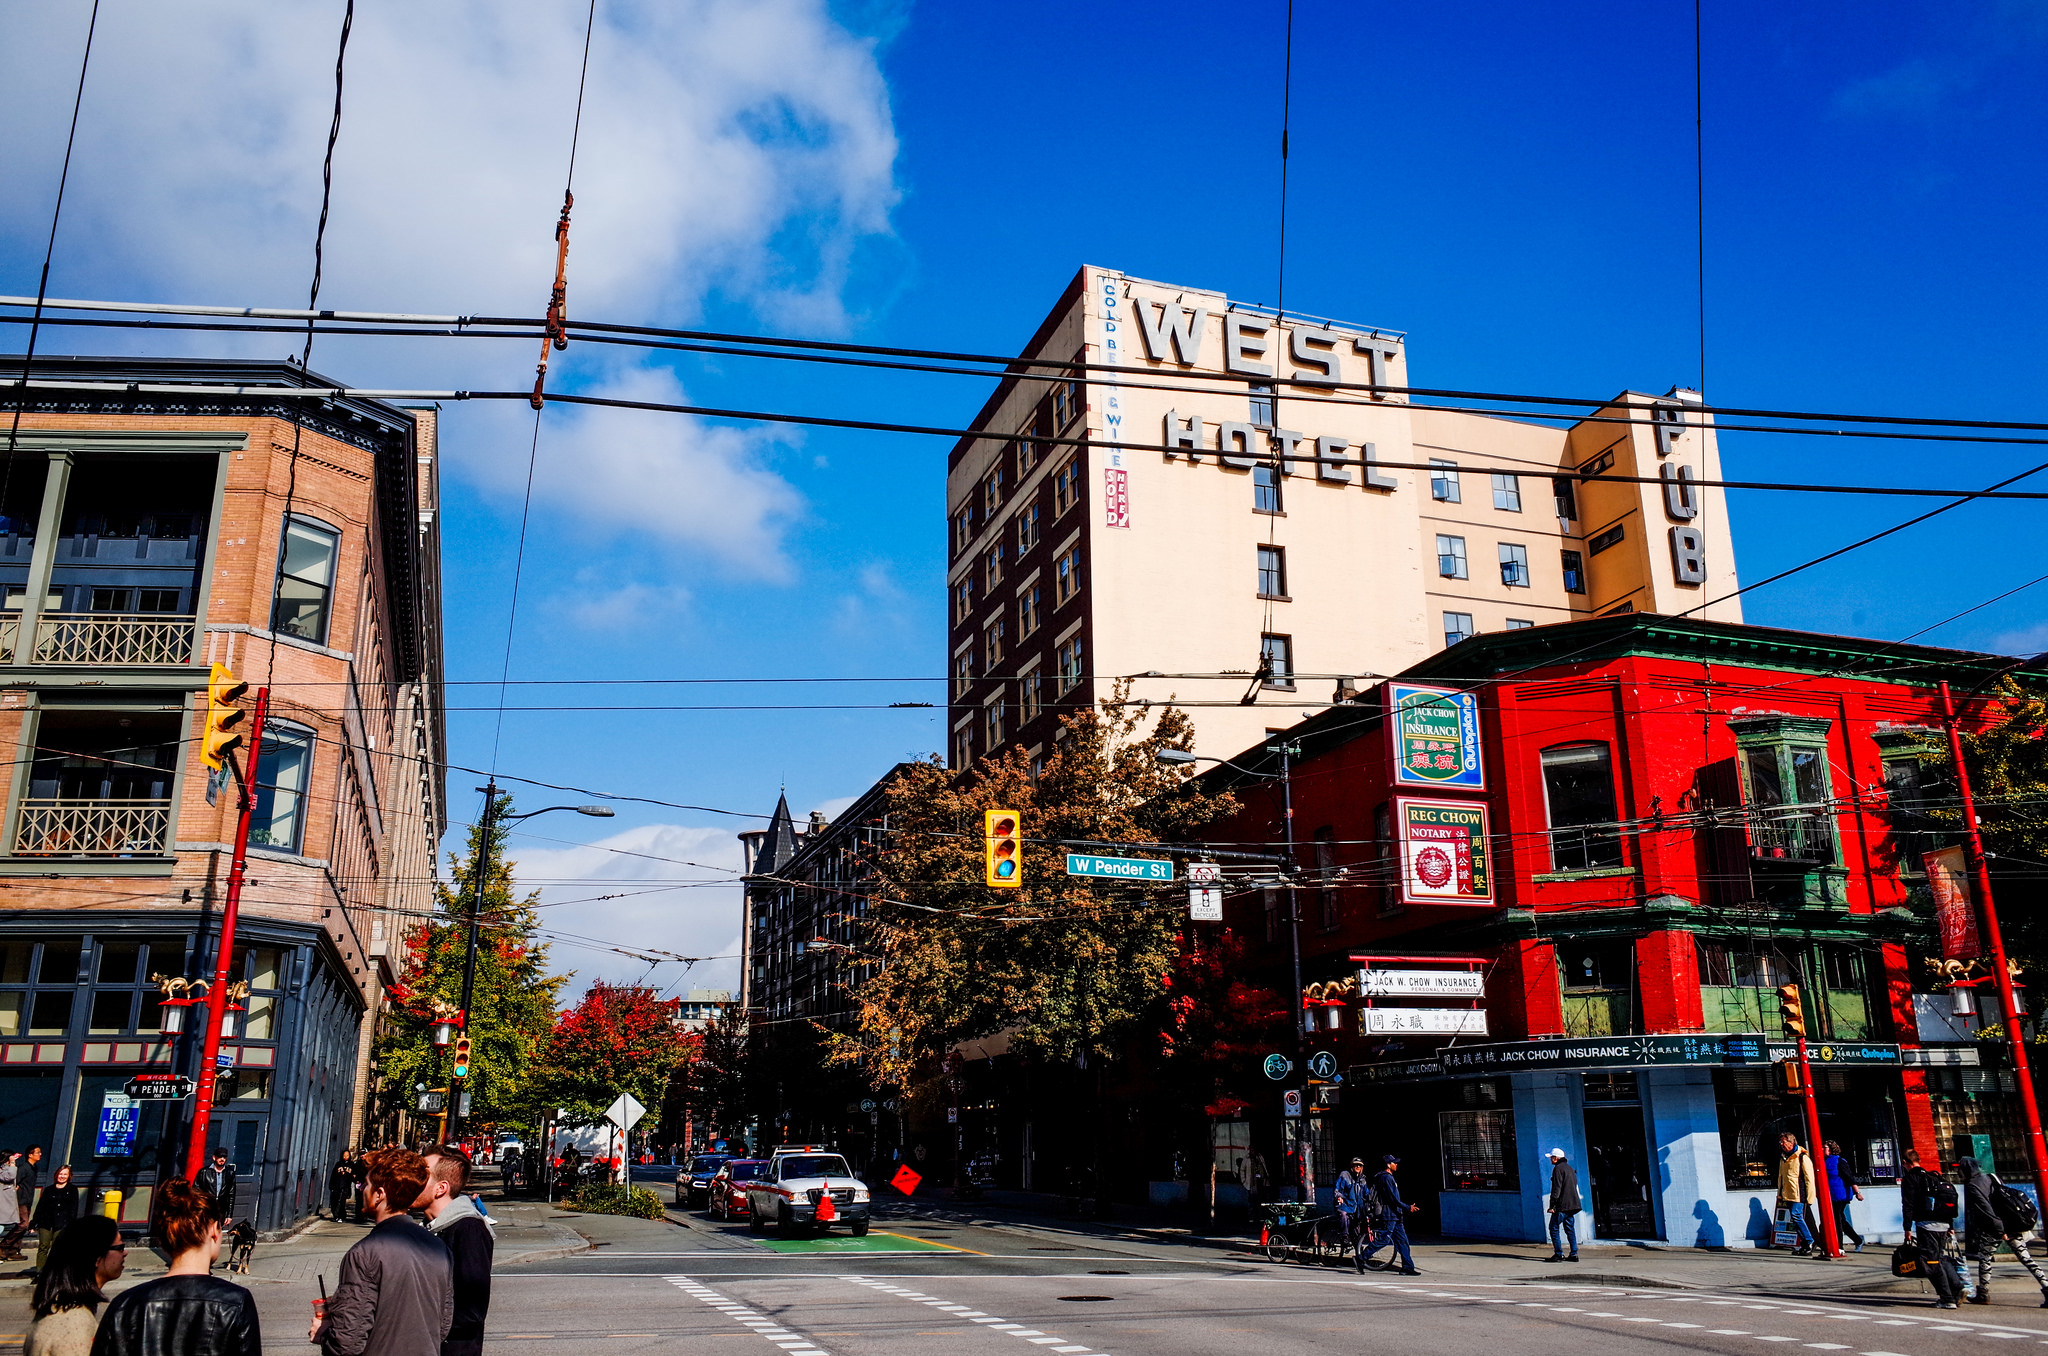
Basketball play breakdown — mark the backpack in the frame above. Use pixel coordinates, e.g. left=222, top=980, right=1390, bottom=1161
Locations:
left=1993, top=1178, right=2040, bottom=1233
left=1924, top=1177, right=1959, bottom=1222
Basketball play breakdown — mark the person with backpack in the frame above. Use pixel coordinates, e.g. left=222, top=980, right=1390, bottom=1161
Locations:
left=1959, top=1156, right=2048, bottom=1306
left=1821, top=1140, right=1864, bottom=1252
left=1902, top=1148, right=1965, bottom=1309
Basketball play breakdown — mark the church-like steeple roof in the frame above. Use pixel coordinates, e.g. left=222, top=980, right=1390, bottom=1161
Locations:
left=754, top=792, right=800, bottom=875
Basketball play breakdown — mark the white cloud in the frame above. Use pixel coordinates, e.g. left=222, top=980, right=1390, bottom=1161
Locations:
left=0, top=0, right=898, bottom=568
left=506, top=822, right=748, bottom=1003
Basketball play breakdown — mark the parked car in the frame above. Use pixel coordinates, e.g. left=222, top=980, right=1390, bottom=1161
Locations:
left=708, top=1159, right=769, bottom=1220
left=746, top=1151, right=871, bottom=1237
left=675, top=1153, right=733, bottom=1208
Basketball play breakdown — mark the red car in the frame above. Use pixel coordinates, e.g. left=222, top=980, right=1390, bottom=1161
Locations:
left=708, top=1159, right=769, bottom=1220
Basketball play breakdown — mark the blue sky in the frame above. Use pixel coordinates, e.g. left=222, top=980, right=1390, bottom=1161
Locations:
left=4, top=0, right=2045, bottom=997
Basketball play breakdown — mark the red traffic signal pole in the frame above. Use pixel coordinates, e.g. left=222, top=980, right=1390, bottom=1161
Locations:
left=1940, top=681, right=2048, bottom=1205
left=184, top=688, right=269, bottom=1178
left=1795, top=1035, right=1840, bottom=1258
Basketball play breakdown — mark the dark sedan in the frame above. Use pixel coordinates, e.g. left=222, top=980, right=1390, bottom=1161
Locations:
left=675, top=1153, right=733, bottom=1208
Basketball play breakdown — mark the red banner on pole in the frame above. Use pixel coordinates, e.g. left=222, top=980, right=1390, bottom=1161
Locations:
left=1924, top=846, right=1982, bottom=960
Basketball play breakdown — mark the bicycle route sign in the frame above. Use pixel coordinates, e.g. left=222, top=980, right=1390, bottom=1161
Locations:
left=1262, top=1053, right=1293, bottom=1081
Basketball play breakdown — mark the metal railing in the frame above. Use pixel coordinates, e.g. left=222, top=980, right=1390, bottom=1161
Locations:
left=30, top=612, right=198, bottom=665
left=1749, top=809, right=1836, bottom=863
left=13, top=798, right=173, bottom=857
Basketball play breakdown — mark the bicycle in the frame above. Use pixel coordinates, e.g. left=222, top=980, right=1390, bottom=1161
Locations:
left=1257, top=1204, right=1350, bottom=1265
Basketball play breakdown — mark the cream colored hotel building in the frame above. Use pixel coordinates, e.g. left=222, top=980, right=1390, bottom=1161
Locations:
left=945, top=267, right=1744, bottom=767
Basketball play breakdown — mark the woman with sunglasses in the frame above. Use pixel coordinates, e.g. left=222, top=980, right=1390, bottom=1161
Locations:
left=25, top=1213, right=125, bottom=1356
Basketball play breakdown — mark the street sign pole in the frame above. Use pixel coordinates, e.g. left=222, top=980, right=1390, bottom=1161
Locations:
left=1796, top=1033, right=1840, bottom=1258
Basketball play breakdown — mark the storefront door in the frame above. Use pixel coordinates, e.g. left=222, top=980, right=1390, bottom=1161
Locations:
left=1584, top=1105, right=1657, bottom=1238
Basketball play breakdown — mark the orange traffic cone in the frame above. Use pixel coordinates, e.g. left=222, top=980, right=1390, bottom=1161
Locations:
left=816, top=1184, right=837, bottom=1222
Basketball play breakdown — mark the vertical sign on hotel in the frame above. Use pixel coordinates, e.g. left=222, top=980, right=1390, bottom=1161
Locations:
left=1097, top=271, right=1130, bottom=528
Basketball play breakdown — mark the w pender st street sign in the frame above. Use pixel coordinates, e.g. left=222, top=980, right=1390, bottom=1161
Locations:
left=1065, top=853, right=1174, bottom=882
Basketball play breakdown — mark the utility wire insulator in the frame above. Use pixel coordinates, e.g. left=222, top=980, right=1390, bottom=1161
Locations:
left=530, top=190, right=575, bottom=409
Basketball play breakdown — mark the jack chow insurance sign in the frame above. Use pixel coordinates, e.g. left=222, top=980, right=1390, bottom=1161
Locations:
left=1386, top=683, right=1484, bottom=790
left=1396, top=797, right=1493, bottom=906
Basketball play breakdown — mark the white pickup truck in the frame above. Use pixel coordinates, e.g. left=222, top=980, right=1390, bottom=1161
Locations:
left=745, top=1149, right=872, bottom=1237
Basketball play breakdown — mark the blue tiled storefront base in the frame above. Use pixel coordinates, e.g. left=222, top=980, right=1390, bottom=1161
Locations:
left=1436, top=1068, right=1905, bottom=1248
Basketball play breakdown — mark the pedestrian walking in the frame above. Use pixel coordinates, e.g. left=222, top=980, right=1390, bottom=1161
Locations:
left=24, top=1214, right=124, bottom=1356
left=89, top=1177, right=260, bottom=1356
left=4, top=1145, right=44, bottom=1261
left=1821, top=1140, right=1864, bottom=1252
left=29, top=1165, right=78, bottom=1276
left=1543, top=1149, right=1581, bottom=1263
left=1357, top=1155, right=1420, bottom=1275
left=310, top=1145, right=452, bottom=1356
left=1773, top=1132, right=1821, bottom=1255
left=329, top=1152, right=358, bottom=1223
left=1333, top=1159, right=1373, bottom=1253
left=418, top=1145, right=492, bottom=1356
left=195, top=1149, right=237, bottom=1224
left=1902, top=1147, right=1965, bottom=1309
left=0, top=1151, right=21, bottom=1261
left=1958, top=1156, right=2048, bottom=1306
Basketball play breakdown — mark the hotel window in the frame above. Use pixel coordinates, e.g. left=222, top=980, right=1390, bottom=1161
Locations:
left=272, top=516, right=340, bottom=644
left=1248, top=382, right=1274, bottom=426
left=954, top=579, right=973, bottom=623
left=1578, top=448, right=1615, bottom=478
left=984, top=467, right=1003, bottom=518
left=1053, top=460, right=1080, bottom=515
left=1443, top=612, right=1475, bottom=647
left=1429, top=459, right=1461, bottom=502
left=984, top=544, right=1004, bottom=591
left=1588, top=523, right=1625, bottom=555
left=953, top=510, right=972, bottom=555
left=1498, top=542, right=1529, bottom=587
left=1053, top=378, right=1082, bottom=429
left=1552, top=476, right=1578, bottom=522
left=984, top=697, right=1006, bottom=751
left=983, top=617, right=1005, bottom=668
left=1506, top=618, right=1534, bottom=630
left=952, top=648, right=973, bottom=698
left=1436, top=535, right=1467, bottom=579
left=1012, top=439, right=1034, bottom=477
left=1257, top=545, right=1287, bottom=598
left=1253, top=464, right=1283, bottom=514
left=1561, top=549, right=1586, bottom=594
left=250, top=724, right=315, bottom=855
left=1017, top=501, right=1041, bottom=551
left=1259, top=633, right=1293, bottom=688
left=1019, top=583, right=1042, bottom=637
left=1054, top=546, right=1081, bottom=605
left=952, top=726, right=973, bottom=771
left=1019, top=669, right=1043, bottom=723
left=1491, top=473, right=1522, bottom=511
left=1541, top=742, right=1624, bottom=872
left=1057, top=635, right=1085, bottom=692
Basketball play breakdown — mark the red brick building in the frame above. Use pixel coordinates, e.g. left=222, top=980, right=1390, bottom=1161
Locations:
left=1192, top=612, right=2031, bottom=1246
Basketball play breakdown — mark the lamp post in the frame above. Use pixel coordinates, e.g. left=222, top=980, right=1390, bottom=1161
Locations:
left=1157, top=742, right=1310, bottom=1201
left=443, top=785, right=615, bottom=1144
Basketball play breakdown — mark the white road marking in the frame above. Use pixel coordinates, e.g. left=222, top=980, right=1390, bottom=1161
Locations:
left=662, top=1277, right=835, bottom=1356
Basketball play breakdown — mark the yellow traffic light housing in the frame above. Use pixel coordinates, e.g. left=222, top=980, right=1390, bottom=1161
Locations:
left=201, top=664, right=248, bottom=770
left=985, top=808, right=1022, bottom=888
left=451, top=1036, right=472, bottom=1080
left=1777, top=1058, right=1804, bottom=1093
left=1777, top=982, right=1807, bottom=1038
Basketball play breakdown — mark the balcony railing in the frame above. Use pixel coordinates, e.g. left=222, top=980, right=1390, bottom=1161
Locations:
left=1748, top=808, right=1836, bottom=863
left=13, top=798, right=173, bottom=857
left=27, top=613, right=198, bottom=665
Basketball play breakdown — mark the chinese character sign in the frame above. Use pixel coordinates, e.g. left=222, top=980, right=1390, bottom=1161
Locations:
left=1386, top=683, right=1484, bottom=790
left=1396, top=797, right=1493, bottom=905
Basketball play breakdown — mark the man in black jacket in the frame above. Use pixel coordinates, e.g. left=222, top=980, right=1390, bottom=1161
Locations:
left=1543, top=1148, right=1582, bottom=1263
left=1959, top=1156, right=2048, bottom=1306
left=419, top=1145, right=493, bottom=1356
left=1357, top=1155, right=1421, bottom=1275
left=196, top=1149, right=237, bottom=1224
left=1902, top=1148, right=1964, bottom=1309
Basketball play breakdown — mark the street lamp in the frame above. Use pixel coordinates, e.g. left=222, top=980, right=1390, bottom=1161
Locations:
left=446, top=788, right=619, bottom=1142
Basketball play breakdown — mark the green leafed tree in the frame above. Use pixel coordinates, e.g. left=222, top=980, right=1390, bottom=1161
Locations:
left=688, top=1008, right=753, bottom=1146
left=374, top=795, right=566, bottom=1131
left=829, top=686, right=1235, bottom=1087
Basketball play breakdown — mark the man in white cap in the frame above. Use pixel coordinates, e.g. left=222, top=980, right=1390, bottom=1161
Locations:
left=1543, top=1148, right=1581, bottom=1263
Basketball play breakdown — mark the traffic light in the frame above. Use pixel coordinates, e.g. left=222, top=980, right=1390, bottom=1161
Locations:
left=451, top=1037, right=472, bottom=1080
left=1777, top=1058, right=1804, bottom=1093
left=984, top=809, right=1022, bottom=888
left=201, top=664, right=247, bottom=770
left=1777, top=983, right=1807, bottom=1038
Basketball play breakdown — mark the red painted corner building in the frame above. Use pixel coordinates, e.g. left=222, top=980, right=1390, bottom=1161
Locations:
left=1192, top=613, right=2036, bottom=1247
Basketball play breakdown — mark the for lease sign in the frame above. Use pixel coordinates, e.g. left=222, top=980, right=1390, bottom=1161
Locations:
left=1396, top=797, right=1493, bottom=906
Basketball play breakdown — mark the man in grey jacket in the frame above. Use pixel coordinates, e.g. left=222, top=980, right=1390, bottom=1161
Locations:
left=1543, top=1148, right=1581, bottom=1263
left=311, top=1146, right=452, bottom=1356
